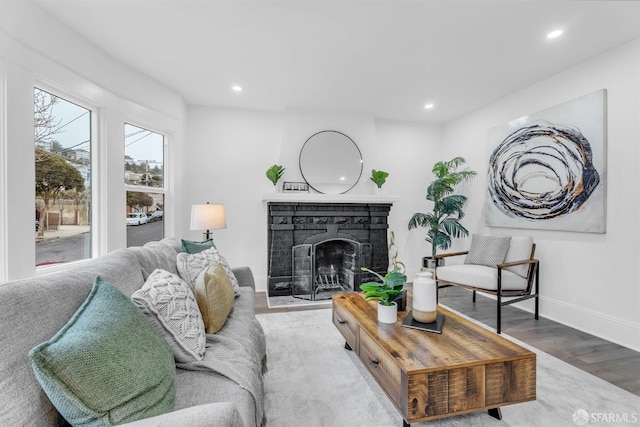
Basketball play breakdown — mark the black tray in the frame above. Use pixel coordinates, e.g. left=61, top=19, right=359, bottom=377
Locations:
left=402, top=311, right=445, bottom=334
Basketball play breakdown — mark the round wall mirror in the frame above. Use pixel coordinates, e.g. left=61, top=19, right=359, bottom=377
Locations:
left=299, top=130, right=363, bottom=194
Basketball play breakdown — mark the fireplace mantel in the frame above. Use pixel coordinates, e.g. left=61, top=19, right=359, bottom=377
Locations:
left=262, top=192, right=400, bottom=204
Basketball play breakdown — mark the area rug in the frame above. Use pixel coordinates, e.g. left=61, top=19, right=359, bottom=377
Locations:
left=256, top=308, right=640, bottom=427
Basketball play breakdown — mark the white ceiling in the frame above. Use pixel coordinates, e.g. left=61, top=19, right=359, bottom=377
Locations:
left=33, top=0, right=640, bottom=123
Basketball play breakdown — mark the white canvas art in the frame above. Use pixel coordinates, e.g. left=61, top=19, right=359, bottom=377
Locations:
left=485, top=89, right=607, bottom=233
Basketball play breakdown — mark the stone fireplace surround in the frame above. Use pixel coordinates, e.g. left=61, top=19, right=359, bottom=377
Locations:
left=267, top=200, right=392, bottom=300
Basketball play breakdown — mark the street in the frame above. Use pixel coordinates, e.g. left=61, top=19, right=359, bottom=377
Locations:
left=36, top=220, right=164, bottom=266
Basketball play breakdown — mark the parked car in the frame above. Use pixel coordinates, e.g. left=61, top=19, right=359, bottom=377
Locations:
left=149, top=210, right=164, bottom=222
left=127, top=212, right=148, bottom=226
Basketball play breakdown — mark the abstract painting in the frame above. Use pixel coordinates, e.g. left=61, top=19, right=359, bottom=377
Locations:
left=485, top=89, right=606, bottom=233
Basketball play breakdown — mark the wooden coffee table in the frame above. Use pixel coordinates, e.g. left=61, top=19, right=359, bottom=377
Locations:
left=332, top=292, right=536, bottom=426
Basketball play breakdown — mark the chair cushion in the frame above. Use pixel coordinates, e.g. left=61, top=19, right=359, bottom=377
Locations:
left=464, top=234, right=511, bottom=267
left=504, top=236, right=534, bottom=278
left=29, top=277, right=175, bottom=426
left=437, top=264, right=528, bottom=291
left=131, top=269, right=206, bottom=363
left=194, top=261, right=235, bottom=334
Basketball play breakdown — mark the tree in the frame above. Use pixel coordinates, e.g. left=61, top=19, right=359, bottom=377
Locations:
left=408, top=157, right=477, bottom=259
left=127, top=192, right=153, bottom=211
left=35, top=148, right=85, bottom=234
left=34, top=89, right=62, bottom=143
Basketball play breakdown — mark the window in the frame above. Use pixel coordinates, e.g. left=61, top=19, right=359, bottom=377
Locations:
left=34, top=88, right=92, bottom=267
left=125, top=123, right=165, bottom=247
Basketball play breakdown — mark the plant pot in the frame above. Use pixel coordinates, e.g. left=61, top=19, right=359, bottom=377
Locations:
left=392, top=289, right=407, bottom=311
left=422, top=256, right=445, bottom=270
left=377, top=301, right=398, bottom=324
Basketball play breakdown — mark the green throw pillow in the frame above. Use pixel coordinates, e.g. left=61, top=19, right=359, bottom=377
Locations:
left=181, top=238, right=216, bottom=254
left=29, top=277, right=176, bottom=426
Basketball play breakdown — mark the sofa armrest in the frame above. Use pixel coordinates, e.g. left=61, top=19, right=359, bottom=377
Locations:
left=232, top=266, right=255, bottom=289
left=120, top=403, right=245, bottom=427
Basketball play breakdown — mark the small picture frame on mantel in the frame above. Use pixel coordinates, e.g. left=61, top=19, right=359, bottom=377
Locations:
left=283, top=181, right=309, bottom=193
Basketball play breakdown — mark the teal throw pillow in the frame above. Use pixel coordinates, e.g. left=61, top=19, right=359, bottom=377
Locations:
left=181, top=238, right=216, bottom=254
left=29, top=277, right=176, bottom=426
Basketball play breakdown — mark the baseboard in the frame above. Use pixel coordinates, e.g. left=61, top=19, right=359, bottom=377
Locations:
left=453, top=288, right=640, bottom=352
left=537, top=296, right=640, bottom=353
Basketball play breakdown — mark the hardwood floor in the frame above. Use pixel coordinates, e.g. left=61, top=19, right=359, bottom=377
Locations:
left=255, top=288, right=640, bottom=397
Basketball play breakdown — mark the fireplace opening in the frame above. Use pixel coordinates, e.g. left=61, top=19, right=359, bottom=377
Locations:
left=292, top=238, right=368, bottom=301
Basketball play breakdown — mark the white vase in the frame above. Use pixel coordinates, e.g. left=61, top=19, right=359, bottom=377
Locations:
left=377, top=301, right=397, bottom=324
left=412, top=270, right=437, bottom=323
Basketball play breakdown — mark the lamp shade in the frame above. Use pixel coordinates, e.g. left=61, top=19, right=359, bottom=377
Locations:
left=190, top=203, right=227, bottom=231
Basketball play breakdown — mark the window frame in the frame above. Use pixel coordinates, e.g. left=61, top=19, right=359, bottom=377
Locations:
left=33, top=82, right=99, bottom=270
left=123, top=121, right=168, bottom=246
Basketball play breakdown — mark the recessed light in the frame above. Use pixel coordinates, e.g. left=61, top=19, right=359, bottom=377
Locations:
left=547, top=30, right=563, bottom=39
left=424, top=103, right=434, bottom=110
left=232, top=85, right=243, bottom=92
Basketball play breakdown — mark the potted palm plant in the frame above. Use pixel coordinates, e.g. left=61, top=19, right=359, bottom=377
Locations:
left=408, top=157, right=477, bottom=269
left=360, top=266, right=407, bottom=324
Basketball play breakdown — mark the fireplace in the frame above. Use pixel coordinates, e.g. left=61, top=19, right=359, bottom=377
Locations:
left=267, top=202, right=392, bottom=300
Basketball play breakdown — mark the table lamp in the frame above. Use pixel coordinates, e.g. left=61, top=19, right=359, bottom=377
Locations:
left=190, top=202, right=227, bottom=239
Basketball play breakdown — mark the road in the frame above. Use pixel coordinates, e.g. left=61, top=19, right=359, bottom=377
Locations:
left=36, top=220, right=164, bottom=266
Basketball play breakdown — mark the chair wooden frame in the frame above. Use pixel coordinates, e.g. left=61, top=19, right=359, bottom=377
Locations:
left=435, top=244, right=540, bottom=334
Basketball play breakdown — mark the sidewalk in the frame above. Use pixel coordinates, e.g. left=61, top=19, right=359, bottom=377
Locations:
left=37, top=225, right=90, bottom=240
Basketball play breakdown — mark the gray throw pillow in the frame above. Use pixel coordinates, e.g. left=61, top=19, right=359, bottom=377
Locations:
left=132, top=269, right=206, bottom=363
left=464, top=234, right=512, bottom=267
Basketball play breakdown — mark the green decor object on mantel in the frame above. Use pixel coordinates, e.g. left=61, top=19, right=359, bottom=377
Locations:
left=266, top=164, right=285, bottom=186
left=370, top=169, right=389, bottom=189
left=408, top=156, right=477, bottom=264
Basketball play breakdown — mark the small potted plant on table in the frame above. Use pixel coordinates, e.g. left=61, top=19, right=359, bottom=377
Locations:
left=360, top=266, right=407, bottom=324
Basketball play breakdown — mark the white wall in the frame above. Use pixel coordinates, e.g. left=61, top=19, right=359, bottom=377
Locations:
left=441, top=38, right=640, bottom=351
left=185, top=107, right=441, bottom=291
left=0, top=2, right=187, bottom=281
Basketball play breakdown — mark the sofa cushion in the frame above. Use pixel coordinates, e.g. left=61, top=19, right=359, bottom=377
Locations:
left=177, top=247, right=240, bottom=296
left=29, top=277, right=175, bottom=426
left=437, top=264, right=528, bottom=291
left=464, top=234, right=511, bottom=267
left=120, top=402, right=246, bottom=427
left=132, top=269, right=206, bottom=363
left=129, top=240, right=181, bottom=281
left=181, top=238, right=216, bottom=254
left=195, top=262, right=236, bottom=334
left=504, top=236, right=534, bottom=278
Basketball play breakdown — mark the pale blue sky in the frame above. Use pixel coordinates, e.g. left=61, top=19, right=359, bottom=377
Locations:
left=38, top=88, right=164, bottom=164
